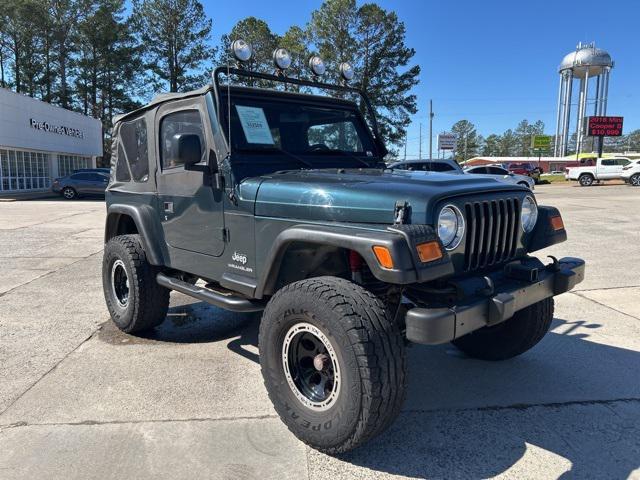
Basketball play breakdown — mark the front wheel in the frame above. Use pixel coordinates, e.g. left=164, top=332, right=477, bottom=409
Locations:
left=259, top=276, right=406, bottom=454
left=452, top=298, right=554, bottom=361
left=630, top=173, right=640, bottom=187
left=62, top=186, right=77, bottom=199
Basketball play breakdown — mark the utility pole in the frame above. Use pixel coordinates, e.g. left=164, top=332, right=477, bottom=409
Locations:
left=464, top=134, right=468, bottom=163
left=418, top=123, right=422, bottom=160
left=429, top=99, right=434, bottom=161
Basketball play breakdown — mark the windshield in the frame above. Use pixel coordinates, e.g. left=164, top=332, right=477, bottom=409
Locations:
left=219, top=92, right=380, bottom=168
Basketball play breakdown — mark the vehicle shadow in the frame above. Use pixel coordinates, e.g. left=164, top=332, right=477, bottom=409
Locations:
left=141, top=299, right=260, bottom=364
left=335, top=317, right=640, bottom=479
left=138, top=300, right=640, bottom=478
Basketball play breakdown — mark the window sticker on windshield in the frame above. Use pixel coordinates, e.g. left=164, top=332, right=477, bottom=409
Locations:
left=235, top=106, right=274, bottom=145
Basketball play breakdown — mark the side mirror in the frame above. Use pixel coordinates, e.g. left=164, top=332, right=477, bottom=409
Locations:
left=176, top=134, right=202, bottom=166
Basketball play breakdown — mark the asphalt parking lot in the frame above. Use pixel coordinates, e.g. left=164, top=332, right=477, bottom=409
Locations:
left=1, top=183, right=639, bottom=480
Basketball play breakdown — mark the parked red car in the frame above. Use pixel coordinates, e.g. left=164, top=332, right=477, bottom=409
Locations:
left=507, top=162, right=542, bottom=183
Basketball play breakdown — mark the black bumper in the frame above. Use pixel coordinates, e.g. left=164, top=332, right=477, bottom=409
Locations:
left=405, top=257, right=585, bottom=345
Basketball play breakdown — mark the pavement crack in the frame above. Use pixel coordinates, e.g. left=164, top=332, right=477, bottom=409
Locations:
left=0, top=414, right=280, bottom=430
left=0, top=250, right=103, bottom=298
left=573, top=285, right=640, bottom=293
left=403, top=397, right=640, bottom=414
left=571, top=291, right=640, bottom=321
left=0, top=326, right=102, bottom=420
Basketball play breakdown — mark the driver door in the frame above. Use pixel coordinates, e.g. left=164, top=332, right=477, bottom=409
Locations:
left=155, top=99, right=225, bottom=257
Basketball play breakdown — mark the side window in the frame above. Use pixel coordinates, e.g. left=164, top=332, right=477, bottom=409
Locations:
left=115, top=143, right=131, bottom=181
left=160, top=110, right=205, bottom=170
left=471, top=167, right=487, bottom=174
left=617, top=159, right=630, bottom=166
left=488, top=167, right=507, bottom=175
left=119, top=118, right=149, bottom=182
left=601, top=159, right=615, bottom=166
left=431, top=163, right=454, bottom=172
left=71, top=173, right=91, bottom=181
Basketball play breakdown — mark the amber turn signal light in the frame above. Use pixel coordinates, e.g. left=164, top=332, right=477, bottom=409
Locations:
left=550, top=215, right=564, bottom=231
left=372, top=246, right=394, bottom=269
left=416, top=241, right=443, bottom=263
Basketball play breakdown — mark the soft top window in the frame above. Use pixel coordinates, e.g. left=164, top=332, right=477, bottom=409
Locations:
left=118, top=117, right=149, bottom=182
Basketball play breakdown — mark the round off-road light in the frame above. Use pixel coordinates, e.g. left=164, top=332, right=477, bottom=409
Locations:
left=521, top=195, right=538, bottom=233
left=273, top=48, right=292, bottom=70
left=438, top=205, right=465, bottom=250
left=231, top=39, right=252, bottom=62
left=339, top=62, right=354, bottom=81
left=308, top=56, right=326, bottom=76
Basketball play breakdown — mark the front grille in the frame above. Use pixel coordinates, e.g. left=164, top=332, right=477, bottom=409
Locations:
left=464, top=198, right=520, bottom=271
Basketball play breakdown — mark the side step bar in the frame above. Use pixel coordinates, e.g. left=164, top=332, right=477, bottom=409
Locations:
left=156, top=273, right=265, bottom=313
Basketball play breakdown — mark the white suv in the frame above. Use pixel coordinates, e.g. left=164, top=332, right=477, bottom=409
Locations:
left=621, top=160, right=640, bottom=187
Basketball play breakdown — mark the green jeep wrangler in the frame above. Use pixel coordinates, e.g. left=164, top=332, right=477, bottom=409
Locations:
left=102, top=43, right=585, bottom=454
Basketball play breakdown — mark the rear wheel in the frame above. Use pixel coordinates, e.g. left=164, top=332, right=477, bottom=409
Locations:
left=579, top=174, right=594, bottom=187
left=259, top=276, right=406, bottom=454
left=102, top=234, right=170, bottom=333
left=452, top=298, right=554, bottom=361
left=62, top=186, right=77, bottom=199
left=630, top=173, right=640, bottom=187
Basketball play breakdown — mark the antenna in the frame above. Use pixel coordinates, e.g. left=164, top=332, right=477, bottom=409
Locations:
left=226, top=50, right=232, bottom=159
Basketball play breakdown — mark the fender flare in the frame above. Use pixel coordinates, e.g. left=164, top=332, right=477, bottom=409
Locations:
left=105, top=204, right=167, bottom=266
left=254, top=224, right=452, bottom=298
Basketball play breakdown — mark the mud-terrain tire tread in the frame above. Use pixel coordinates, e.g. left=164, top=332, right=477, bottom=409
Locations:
left=452, top=297, right=554, bottom=361
left=103, top=234, right=169, bottom=333
left=259, top=276, right=406, bottom=454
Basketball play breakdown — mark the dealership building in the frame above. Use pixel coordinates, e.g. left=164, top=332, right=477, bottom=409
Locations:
left=0, top=88, right=102, bottom=194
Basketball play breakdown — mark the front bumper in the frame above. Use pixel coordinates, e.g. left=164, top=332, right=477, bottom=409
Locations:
left=405, top=256, right=585, bottom=345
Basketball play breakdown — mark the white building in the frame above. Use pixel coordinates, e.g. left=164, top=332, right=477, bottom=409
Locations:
left=0, top=87, right=102, bottom=193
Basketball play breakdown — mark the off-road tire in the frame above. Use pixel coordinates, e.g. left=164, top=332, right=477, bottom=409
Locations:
left=259, top=276, right=406, bottom=454
left=579, top=174, right=594, bottom=187
left=630, top=173, right=640, bottom=187
left=452, top=297, right=554, bottom=361
left=102, top=234, right=170, bottom=333
left=62, top=186, right=77, bottom=199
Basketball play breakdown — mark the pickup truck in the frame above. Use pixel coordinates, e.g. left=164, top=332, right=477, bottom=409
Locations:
left=565, top=157, right=631, bottom=186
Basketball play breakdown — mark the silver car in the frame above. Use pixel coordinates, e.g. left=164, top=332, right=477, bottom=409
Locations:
left=464, top=165, right=535, bottom=190
left=51, top=171, right=109, bottom=199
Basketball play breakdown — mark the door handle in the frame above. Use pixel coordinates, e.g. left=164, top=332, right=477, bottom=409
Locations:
left=164, top=201, right=174, bottom=213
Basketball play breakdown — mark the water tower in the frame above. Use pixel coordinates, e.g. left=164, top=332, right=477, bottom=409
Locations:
left=554, top=42, right=614, bottom=157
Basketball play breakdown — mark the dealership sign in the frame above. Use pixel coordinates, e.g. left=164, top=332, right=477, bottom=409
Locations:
left=531, top=135, right=551, bottom=150
left=586, top=116, right=623, bottom=137
left=438, top=133, right=456, bottom=150
left=29, top=118, right=84, bottom=139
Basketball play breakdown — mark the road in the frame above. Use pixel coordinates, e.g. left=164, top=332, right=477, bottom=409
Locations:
left=0, top=184, right=639, bottom=479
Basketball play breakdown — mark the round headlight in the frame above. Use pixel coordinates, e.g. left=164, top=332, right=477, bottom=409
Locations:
left=339, top=62, right=354, bottom=81
left=308, top=56, right=326, bottom=76
left=231, top=39, right=252, bottom=62
left=521, top=195, right=538, bottom=233
left=438, top=205, right=465, bottom=250
left=273, top=48, right=292, bottom=70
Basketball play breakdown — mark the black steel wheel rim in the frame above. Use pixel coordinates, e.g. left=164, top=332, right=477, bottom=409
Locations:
left=282, top=322, right=341, bottom=411
left=111, top=259, right=129, bottom=308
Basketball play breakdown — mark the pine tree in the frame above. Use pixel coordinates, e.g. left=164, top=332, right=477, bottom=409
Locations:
left=132, top=0, right=214, bottom=93
left=451, top=120, right=480, bottom=162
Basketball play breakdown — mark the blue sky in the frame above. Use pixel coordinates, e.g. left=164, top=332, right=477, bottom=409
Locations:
left=203, top=0, right=639, bottom=157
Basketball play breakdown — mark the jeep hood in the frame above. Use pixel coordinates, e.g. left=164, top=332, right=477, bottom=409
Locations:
left=240, top=169, right=523, bottom=224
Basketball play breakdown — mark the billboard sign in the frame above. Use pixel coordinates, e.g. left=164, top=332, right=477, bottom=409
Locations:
left=438, top=133, right=456, bottom=151
left=531, top=135, right=551, bottom=150
left=586, top=116, right=624, bottom=137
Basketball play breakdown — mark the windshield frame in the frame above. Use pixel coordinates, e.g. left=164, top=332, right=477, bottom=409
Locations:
left=212, top=67, right=386, bottom=162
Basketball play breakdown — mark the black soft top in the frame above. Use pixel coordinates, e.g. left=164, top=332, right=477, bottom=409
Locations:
left=113, top=84, right=359, bottom=125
